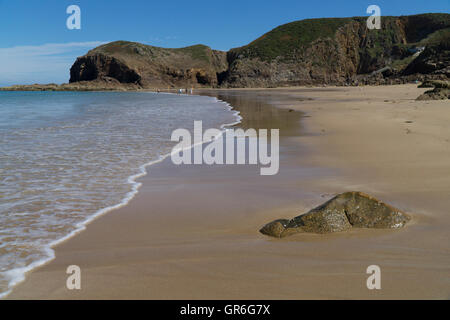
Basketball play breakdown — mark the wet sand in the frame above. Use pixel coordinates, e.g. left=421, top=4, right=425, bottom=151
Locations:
left=7, top=84, right=450, bottom=299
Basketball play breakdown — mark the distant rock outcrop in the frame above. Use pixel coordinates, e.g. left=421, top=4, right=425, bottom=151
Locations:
left=0, top=80, right=138, bottom=92
left=69, top=42, right=228, bottom=89
left=417, top=80, right=450, bottom=100
left=260, top=192, right=411, bottom=238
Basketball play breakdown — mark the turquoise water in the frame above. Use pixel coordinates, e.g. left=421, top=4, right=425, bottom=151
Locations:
left=0, top=91, right=239, bottom=297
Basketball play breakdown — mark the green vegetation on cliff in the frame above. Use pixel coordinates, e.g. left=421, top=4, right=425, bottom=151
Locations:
left=231, top=18, right=353, bottom=61
left=231, top=14, right=449, bottom=63
left=91, top=41, right=217, bottom=64
left=175, top=44, right=212, bottom=63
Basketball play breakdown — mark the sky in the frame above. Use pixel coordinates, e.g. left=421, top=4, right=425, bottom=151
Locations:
left=0, top=0, right=448, bottom=85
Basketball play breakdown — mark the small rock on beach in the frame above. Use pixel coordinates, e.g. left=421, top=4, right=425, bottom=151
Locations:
left=260, top=192, right=411, bottom=238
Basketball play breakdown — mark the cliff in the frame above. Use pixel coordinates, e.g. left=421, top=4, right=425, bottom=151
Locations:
left=69, top=42, right=228, bottom=89
left=223, top=14, right=449, bottom=87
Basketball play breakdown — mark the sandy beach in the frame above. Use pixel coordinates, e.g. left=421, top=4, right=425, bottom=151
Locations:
left=6, top=84, right=450, bottom=299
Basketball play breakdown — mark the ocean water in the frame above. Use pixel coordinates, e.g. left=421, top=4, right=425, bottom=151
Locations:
left=0, top=91, right=240, bottom=297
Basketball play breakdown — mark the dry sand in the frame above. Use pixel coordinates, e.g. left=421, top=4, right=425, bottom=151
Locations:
left=6, top=84, right=450, bottom=299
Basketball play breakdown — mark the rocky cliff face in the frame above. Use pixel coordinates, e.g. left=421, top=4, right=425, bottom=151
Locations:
left=70, top=42, right=228, bottom=89
left=67, top=13, right=449, bottom=89
left=223, top=14, right=449, bottom=87
left=70, top=53, right=141, bottom=83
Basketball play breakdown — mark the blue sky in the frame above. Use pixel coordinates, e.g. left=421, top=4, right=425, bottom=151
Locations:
left=0, top=0, right=448, bottom=85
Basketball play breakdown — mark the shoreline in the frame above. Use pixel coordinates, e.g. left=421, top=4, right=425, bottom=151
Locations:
left=0, top=93, right=242, bottom=299
left=5, top=84, right=450, bottom=299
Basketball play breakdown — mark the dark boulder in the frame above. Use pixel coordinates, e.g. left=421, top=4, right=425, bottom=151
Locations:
left=417, top=80, right=450, bottom=100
